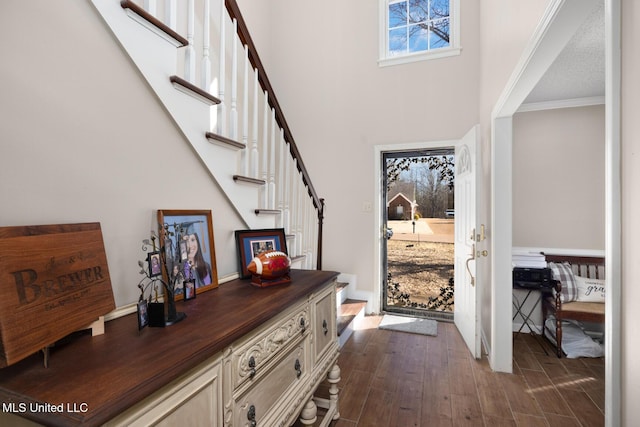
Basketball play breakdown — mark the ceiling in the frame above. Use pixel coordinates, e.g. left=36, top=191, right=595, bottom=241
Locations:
left=522, top=2, right=604, bottom=106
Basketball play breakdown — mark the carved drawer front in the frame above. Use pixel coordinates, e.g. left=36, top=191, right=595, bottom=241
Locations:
left=313, top=283, right=336, bottom=362
left=233, top=342, right=307, bottom=427
left=231, top=304, right=309, bottom=391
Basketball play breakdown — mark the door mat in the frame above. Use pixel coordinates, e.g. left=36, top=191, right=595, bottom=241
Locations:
left=378, top=315, right=438, bottom=336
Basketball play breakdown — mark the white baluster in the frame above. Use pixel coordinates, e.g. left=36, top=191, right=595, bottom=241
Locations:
left=144, top=0, right=157, bottom=15
left=217, top=1, right=226, bottom=135
left=308, top=197, right=314, bottom=269
left=261, top=92, right=269, bottom=208
left=184, top=0, right=195, bottom=83
left=251, top=71, right=259, bottom=178
left=165, top=0, right=176, bottom=30
left=301, top=195, right=308, bottom=268
left=309, top=200, right=317, bottom=269
left=276, top=130, right=285, bottom=227
left=268, top=109, right=276, bottom=210
left=296, top=173, right=304, bottom=257
left=241, top=45, right=249, bottom=176
left=201, top=0, right=211, bottom=91
left=290, top=163, right=299, bottom=257
left=280, top=144, right=290, bottom=233
left=307, top=199, right=314, bottom=269
left=286, top=155, right=293, bottom=233
left=309, top=202, right=318, bottom=269
left=230, top=19, right=238, bottom=141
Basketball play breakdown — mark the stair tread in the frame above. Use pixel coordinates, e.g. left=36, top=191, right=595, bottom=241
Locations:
left=205, top=132, right=245, bottom=149
left=254, top=208, right=281, bottom=215
left=338, top=299, right=367, bottom=317
left=337, top=299, right=366, bottom=337
left=121, top=0, right=188, bottom=46
left=233, top=175, right=265, bottom=186
left=170, top=75, right=221, bottom=105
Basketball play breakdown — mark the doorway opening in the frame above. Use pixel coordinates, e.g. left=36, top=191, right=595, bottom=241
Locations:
left=382, top=148, right=455, bottom=321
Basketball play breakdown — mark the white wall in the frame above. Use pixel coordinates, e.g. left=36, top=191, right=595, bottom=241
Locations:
left=0, top=1, right=246, bottom=307
left=477, top=0, right=552, bottom=357
left=513, top=105, right=605, bottom=250
left=621, top=0, right=640, bottom=423
left=236, top=0, right=481, bottom=305
left=510, top=106, right=605, bottom=333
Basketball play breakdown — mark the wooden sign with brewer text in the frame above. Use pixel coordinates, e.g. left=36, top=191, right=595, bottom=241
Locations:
left=0, top=222, right=115, bottom=367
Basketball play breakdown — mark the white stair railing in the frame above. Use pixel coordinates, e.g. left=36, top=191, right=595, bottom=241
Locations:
left=111, top=0, right=323, bottom=269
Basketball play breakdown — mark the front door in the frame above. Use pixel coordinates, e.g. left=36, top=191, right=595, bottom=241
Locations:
left=454, top=125, right=483, bottom=358
left=381, top=149, right=456, bottom=320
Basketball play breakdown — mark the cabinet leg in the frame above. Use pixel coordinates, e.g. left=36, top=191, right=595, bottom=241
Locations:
left=299, top=399, right=317, bottom=425
left=327, top=363, right=341, bottom=420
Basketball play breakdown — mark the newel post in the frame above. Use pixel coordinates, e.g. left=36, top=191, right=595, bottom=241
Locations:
left=317, top=198, right=325, bottom=270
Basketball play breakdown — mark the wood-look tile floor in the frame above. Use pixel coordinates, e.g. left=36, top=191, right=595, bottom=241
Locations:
left=324, top=315, right=604, bottom=427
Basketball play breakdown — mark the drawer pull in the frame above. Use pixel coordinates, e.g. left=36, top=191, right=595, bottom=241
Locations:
left=248, top=356, right=256, bottom=379
left=299, top=317, right=306, bottom=333
left=294, top=359, right=302, bottom=378
left=247, top=405, right=256, bottom=427
left=322, top=319, right=328, bottom=335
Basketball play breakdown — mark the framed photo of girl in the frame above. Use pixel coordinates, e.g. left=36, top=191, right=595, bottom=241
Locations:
left=158, top=210, right=219, bottom=300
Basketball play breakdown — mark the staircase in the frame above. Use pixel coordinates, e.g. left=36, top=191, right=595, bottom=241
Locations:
left=91, top=0, right=323, bottom=269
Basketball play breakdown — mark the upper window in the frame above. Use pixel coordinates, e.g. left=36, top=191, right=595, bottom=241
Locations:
left=379, top=0, right=460, bottom=67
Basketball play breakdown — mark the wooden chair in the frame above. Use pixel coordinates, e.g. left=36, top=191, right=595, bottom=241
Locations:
left=541, top=254, right=605, bottom=357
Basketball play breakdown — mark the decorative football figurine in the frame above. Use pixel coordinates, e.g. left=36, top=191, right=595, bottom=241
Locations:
left=247, top=250, right=291, bottom=287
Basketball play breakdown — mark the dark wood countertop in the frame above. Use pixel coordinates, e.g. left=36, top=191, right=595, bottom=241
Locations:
left=0, top=270, right=339, bottom=426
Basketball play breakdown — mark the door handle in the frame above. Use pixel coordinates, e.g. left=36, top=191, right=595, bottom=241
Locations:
left=466, top=244, right=476, bottom=286
left=384, top=227, right=393, bottom=240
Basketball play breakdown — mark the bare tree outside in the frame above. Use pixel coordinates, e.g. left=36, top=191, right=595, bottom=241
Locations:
left=387, top=0, right=451, bottom=55
left=416, top=164, right=451, bottom=218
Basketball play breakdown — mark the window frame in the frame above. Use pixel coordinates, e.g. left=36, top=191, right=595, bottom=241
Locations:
left=378, top=0, right=461, bottom=67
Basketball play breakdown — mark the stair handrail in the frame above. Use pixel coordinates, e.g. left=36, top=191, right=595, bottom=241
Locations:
left=225, top=0, right=324, bottom=268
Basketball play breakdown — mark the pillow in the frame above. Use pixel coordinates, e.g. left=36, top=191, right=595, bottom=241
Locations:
left=548, top=262, right=577, bottom=303
left=575, top=275, right=605, bottom=303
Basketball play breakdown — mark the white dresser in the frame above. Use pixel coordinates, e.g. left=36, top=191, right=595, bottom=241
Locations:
left=222, top=281, right=339, bottom=427
left=0, top=270, right=340, bottom=427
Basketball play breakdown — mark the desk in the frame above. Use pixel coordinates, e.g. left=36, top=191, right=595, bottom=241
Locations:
left=513, top=276, right=554, bottom=354
left=512, top=285, right=553, bottom=334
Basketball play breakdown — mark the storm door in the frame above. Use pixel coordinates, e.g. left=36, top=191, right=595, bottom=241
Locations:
left=381, top=148, right=455, bottom=320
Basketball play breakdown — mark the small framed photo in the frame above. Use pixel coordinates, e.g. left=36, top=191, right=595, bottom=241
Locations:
left=235, top=228, right=288, bottom=278
left=183, top=279, right=196, bottom=301
left=158, top=210, right=218, bottom=301
left=137, top=300, right=149, bottom=331
left=147, top=251, right=162, bottom=278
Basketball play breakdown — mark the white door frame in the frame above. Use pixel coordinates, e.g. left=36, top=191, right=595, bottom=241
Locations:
left=490, top=0, right=620, bottom=426
left=373, top=139, right=457, bottom=315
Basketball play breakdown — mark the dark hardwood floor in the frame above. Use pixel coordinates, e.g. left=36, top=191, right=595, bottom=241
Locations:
left=323, top=315, right=604, bottom=427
